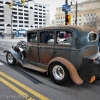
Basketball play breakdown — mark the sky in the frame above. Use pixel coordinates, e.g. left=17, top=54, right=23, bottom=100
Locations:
left=34, top=0, right=87, bottom=22
left=34, top=0, right=69, bottom=21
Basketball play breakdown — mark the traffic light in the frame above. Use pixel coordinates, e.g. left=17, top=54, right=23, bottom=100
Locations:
left=65, top=14, right=71, bottom=24
left=21, top=0, right=25, bottom=5
left=9, top=2, right=12, bottom=9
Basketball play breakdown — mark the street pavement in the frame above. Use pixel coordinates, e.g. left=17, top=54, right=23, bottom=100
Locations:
left=0, top=37, right=27, bottom=42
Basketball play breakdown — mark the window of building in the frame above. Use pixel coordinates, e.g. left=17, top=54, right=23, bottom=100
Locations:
left=13, top=25, right=17, bottom=27
left=0, top=10, right=3, bottom=13
left=34, top=15, right=38, bottom=17
left=0, top=19, right=4, bottom=22
left=13, top=12, right=17, bottom=14
left=0, top=6, right=3, bottom=8
left=0, top=24, right=4, bottom=26
left=39, top=16, right=42, bottom=18
left=24, top=10, right=28, bottom=12
left=34, top=12, right=38, bottom=14
left=39, top=19, right=42, bottom=21
left=94, top=13, right=96, bottom=17
left=19, top=17, right=23, bottom=19
left=39, top=5, right=42, bottom=8
left=24, top=6, right=28, bottom=8
left=43, top=6, right=45, bottom=8
left=34, top=22, right=38, bottom=24
left=12, top=8, right=17, bottom=10
left=24, top=21, right=29, bottom=23
left=34, top=8, right=38, bottom=10
left=24, top=14, right=28, bottom=16
left=19, top=25, right=23, bottom=27
left=19, top=21, right=23, bottom=23
left=0, top=1, right=3, bottom=3
left=13, top=20, right=17, bottom=23
left=39, top=9, right=42, bottom=11
left=39, top=22, right=42, bottom=24
left=34, top=18, right=38, bottom=21
left=84, top=14, right=86, bottom=17
left=24, top=17, right=28, bottom=20
left=18, top=13, right=23, bottom=15
left=39, top=12, right=42, bottom=14
left=18, top=9, right=23, bottom=11
left=25, top=25, right=28, bottom=27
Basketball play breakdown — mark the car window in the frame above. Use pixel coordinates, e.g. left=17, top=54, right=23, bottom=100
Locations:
left=40, top=31, right=54, bottom=44
left=28, top=32, right=37, bottom=43
left=56, top=31, right=73, bottom=45
left=88, top=32, right=98, bottom=42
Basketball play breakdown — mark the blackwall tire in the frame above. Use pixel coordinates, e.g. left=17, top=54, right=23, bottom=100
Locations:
left=6, top=52, right=16, bottom=65
left=49, top=62, right=71, bottom=85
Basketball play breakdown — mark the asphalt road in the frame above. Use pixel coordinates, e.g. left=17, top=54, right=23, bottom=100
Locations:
left=0, top=38, right=100, bottom=100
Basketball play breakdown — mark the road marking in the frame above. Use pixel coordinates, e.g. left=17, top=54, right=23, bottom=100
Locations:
left=0, top=71, right=49, bottom=100
left=0, top=62, right=4, bottom=65
left=0, top=77, right=34, bottom=100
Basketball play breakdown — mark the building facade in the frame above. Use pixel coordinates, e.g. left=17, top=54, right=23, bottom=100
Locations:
left=0, top=0, right=50, bottom=34
left=52, top=0, right=100, bottom=29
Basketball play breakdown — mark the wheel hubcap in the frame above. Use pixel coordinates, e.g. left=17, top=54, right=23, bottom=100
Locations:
left=7, top=54, right=14, bottom=64
left=52, top=65, right=65, bottom=80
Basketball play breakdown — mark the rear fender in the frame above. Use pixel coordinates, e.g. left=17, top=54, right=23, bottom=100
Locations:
left=47, top=57, right=83, bottom=85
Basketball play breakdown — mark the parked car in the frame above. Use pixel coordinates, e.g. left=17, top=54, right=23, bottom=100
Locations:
left=3, top=25, right=100, bottom=85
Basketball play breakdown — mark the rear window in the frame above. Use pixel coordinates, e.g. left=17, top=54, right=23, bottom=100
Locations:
left=88, top=32, right=98, bottom=42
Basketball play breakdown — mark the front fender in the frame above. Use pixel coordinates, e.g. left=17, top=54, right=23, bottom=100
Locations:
left=3, top=49, right=20, bottom=61
left=47, top=57, right=83, bottom=85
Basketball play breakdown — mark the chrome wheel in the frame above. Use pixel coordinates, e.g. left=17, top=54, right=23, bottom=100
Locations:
left=53, top=65, right=65, bottom=80
left=6, top=52, right=16, bottom=65
left=7, top=53, right=14, bottom=64
left=49, top=62, right=71, bottom=85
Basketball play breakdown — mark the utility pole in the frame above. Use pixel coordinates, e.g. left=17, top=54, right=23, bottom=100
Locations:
left=65, top=0, right=68, bottom=25
left=11, top=0, right=13, bottom=38
left=75, top=1, right=77, bottom=25
left=11, top=14, right=13, bottom=38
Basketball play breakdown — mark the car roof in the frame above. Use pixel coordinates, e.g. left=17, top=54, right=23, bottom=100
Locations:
left=27, top=25, right=98, bottom=33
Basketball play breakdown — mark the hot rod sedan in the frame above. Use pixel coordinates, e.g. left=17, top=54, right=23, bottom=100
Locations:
left=3, top=25, right=100, bottom=85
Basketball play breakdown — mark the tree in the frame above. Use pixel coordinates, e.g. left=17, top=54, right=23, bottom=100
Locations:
left=85, top=15, right=100, bottom=29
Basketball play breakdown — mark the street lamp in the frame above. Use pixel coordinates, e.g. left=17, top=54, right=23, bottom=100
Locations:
left=71, top=0, right=78, bottom=25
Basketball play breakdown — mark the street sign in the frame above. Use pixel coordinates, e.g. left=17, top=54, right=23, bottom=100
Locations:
left=62, top=4, right=71, bottom=12
left=62, top=4, right=70, bottom=11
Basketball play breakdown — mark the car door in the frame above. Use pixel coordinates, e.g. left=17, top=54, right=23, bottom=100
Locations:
left=26, top=31, right=39, bottom=62
left=39, top=30, right=55, bottom=65
left=55, top=29, right=74, bottom=60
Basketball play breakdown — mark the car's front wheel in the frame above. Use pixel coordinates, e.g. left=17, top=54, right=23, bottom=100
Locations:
left=6, top=52, right=16, bottom=65
left=49, top=62, right=71, bottom=85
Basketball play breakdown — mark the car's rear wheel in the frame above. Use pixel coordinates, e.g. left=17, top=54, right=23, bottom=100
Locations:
left=49, top=62, right=71, bottom=85
left=6, top=52, right=16, bottom=65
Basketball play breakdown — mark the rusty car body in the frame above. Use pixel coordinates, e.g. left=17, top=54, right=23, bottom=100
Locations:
left=4, top=25, right=100, bottom=85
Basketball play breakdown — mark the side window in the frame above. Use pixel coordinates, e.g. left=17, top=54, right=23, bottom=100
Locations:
left=40, top=31, right=54, bottom=44
left=28, top=32, right=37, bottom=43
left=56, top=31, right=73, bottom=45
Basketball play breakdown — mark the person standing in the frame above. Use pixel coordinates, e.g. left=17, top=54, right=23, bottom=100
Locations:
left=2, top=31, right=4, bottom=38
